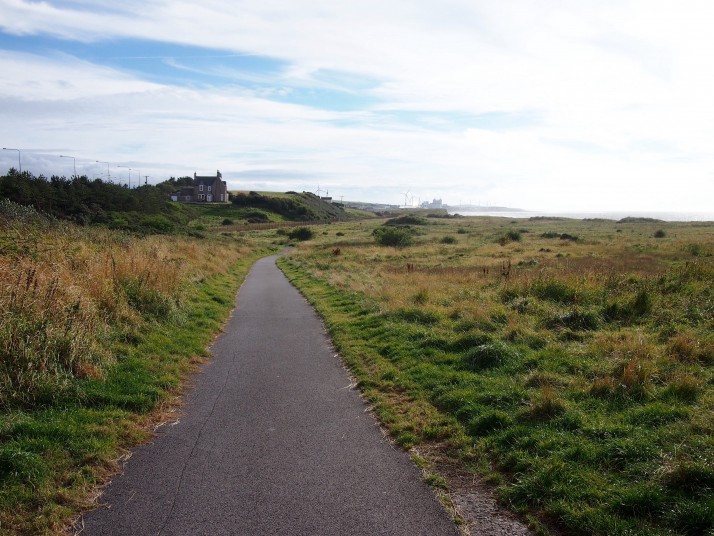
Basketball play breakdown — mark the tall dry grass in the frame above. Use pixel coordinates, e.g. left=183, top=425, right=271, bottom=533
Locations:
left=0, top=201, right=244, bottom=407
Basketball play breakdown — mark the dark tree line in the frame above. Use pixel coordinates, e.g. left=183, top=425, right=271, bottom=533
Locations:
left=0, top=169, right=191, bottom=225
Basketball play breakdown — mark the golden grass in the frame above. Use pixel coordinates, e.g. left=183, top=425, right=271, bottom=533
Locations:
left=0, top=220, right=247, bottom=407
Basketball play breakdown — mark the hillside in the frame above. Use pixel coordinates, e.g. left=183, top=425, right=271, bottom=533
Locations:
left=0, top=171, right=375, bottom=235
left=231, top=191, right=358, bottom=221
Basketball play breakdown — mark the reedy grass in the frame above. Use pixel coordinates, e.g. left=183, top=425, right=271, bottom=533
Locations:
left=279, top=216, right=714, bottom=535
left=0, top=206, right=277, bottom=534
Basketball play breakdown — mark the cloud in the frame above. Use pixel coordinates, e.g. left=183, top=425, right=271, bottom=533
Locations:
left=1, top=1, right=714, bottom=211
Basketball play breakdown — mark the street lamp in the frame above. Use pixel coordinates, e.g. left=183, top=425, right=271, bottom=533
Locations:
left=96, top=161, right=110, bottom=181
left=60, top=155, right=76, bottom=177
left=3, top=148, right=21, bottom=172
left=117, top=165, right=131, bottom=188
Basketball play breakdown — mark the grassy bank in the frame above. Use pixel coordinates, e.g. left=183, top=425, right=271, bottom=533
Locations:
left=0, top=201, right=276, bottom=534
left=279, top=216, right=714, bottom=535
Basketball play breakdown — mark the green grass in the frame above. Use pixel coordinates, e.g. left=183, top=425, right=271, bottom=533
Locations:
left=277, top=216, right=714, bottom=536
left=0, top=243, right=276, bottom=534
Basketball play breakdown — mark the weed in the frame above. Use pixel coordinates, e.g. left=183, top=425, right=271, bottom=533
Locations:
left=531, top=280, right=577, bottom=304
left=662, top=374, right=701, bottom=402
left=462, top=342, right=519, bottom=371
left=469, top=410, right=513, bottom=436
left=526, top=386, right=566, bottom=421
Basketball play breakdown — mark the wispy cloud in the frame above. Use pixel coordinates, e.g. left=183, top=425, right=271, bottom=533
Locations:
left=1, top=0, right=714, bottom=210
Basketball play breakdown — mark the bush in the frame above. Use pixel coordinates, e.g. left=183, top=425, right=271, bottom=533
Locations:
left=288, top=227, right=315, bottom=241
left=373, top=226, right=414, bottom=247
left=497, top=230, right=521, bottom=245
left=140, top=215, right=174, bottom=234
left=440, top=236, right=458, bottom=244
left=221, top=218, right=234, bottom=225
left=654, top=229, right=666, bottom=238
left=385, top=215, right=428, bottom=226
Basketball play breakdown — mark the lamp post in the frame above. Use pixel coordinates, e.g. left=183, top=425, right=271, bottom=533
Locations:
left=3, top=148, right=21, bottom=172
left=96, top=161, right=110, bottom=181
left=118, top=165, right=131, bottom=188
left=60, top=155, right=76, bottom=177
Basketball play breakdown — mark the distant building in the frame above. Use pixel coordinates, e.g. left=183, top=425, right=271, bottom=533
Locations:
left=170, top=170, right=228, bottom=203
left=421, top=198, right=443, bottom=209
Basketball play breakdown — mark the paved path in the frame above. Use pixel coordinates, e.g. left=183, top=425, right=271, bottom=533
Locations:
left=81, top=254, right=459, bottom=536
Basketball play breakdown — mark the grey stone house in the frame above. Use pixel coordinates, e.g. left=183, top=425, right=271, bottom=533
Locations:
left=170, top=171, right=229, bottom=203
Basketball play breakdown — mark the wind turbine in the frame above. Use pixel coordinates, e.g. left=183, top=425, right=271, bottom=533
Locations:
left=402, top=190, right=411, bottom=208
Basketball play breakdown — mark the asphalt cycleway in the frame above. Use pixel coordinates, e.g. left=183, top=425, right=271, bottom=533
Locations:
left=81, top=254, right=459, bottom=535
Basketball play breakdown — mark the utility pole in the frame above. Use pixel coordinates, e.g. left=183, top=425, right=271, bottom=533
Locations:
left=117, top=165, right=131, bottom=188
left=96, top=161, right=110, bottom=181
left=60, top=155, right=76, bottom=176
left=3, top=148, right=21, bottom=172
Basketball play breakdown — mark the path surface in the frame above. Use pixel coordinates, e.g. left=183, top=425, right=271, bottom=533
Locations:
left=81, top=254, right=459, bottom=536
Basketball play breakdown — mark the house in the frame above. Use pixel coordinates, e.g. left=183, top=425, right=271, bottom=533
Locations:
left=170, top=171, right=229, bottom=203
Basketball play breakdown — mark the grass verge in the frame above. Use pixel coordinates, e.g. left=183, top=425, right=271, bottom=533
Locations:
left=277, top=216, right=714, bottom=536
left=0, top=215, right=276, bottom=534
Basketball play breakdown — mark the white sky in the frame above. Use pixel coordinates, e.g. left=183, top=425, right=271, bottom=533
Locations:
left=1, top=0, right=714, bottom=211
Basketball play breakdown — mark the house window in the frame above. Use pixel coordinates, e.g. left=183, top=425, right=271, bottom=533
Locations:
left=208, top=185, right=212, bottom=192
left=199, top=184, right=204, bottom=192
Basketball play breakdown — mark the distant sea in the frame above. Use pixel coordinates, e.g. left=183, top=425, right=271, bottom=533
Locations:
left=449, top=210, right=714, bottom=222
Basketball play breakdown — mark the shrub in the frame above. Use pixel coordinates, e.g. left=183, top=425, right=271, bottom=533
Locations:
left=497, top=230, right=522, bottom=245
left=288, top=227, right=315, bottom=241
left=140, top=215, right=174, bottom=234
left=440, top=235, right=457, bottom=244
left=654, top=229, right=666, bottom=238
left=373, top=226, right=414, bottom=247
left=221, top=218, right=234, bottom=225
left=384, top=215, right=428, bottom=226
left=559, top=233, right=579, bottom=241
